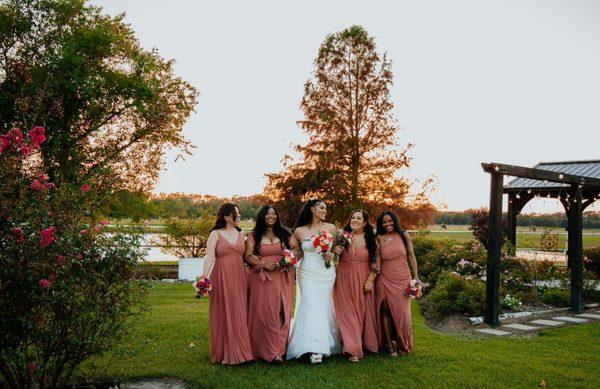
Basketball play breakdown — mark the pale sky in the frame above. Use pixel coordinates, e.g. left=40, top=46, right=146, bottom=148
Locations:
left=91, top=0, right=600, bottom=213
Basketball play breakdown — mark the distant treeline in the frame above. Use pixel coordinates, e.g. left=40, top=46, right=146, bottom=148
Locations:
left=108, top=191, right=269, bottom=221
left=435, top=210, right=600, bottom=229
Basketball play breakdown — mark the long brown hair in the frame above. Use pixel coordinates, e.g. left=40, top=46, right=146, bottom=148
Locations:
left=211, top=203, right=242, bottom=232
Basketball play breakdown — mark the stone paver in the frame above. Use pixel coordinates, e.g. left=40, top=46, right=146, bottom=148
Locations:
left=576, top=313, right=600, bottom=320
left=530, top=319, right=565, bottom=327
left=551, top=316, right=588, bottom=324
left=475, top=328, right=512, bottom=336
left=122, top=379, right=186, bottom=389
left=501, top=323, right=541, bottom=331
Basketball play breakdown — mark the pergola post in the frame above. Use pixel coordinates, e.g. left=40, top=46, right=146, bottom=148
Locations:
left=569, top=185, right=583, bottom=313
left=485, top=172, right=503, bottom=325
left=506, top=193, right=517, bottom=250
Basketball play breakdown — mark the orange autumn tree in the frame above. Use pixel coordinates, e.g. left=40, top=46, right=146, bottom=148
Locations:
left=265, top=26, right=435, bottom=226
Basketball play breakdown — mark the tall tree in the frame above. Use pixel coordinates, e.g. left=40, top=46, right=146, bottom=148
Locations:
left=0, top=0, right=198, bottom=191
left=265, top=25, right=434, bottom=225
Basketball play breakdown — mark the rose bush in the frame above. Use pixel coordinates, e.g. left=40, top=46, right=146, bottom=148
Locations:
left=0, top=127, right=146, bottom=388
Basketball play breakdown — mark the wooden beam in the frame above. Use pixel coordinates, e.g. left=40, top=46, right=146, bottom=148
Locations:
left=570, top=185, right=583, bottom=313
left=482, top=163, right=600, bottom=188
left=507, top=193, right=517, bottom=250
left=484, top=172, right=503, bottom=326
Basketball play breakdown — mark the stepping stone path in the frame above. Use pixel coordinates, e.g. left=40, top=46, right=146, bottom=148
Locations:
left=576, top=313, right=600, bottom=320
left=501, top=323, right=541, bottom=331
left=475, top=328, right=512, bottom=336
left=552, top=316, right=588, bottom=324
left=530, top=319, right=565, bottom=327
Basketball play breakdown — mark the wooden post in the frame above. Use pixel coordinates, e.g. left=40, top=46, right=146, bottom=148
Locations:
left=485, top=172, right=503, bottom=326
left=570, top=185, right=583, bottom=313
left=506, top=193, right=517, bottom=251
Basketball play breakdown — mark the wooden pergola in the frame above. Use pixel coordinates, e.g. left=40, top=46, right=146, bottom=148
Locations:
left=481, top=160, right=600, bottom=325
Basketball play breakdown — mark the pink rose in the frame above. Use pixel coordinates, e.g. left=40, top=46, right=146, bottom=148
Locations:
left=93, top=226, right=101, bottom=233
left=28, top=126, right=46, bottom=148
left=76, top=253, right=83, bottom=260
left=7, top=128, right=23, bottom=145
left=80, top=229, right=88, bottom=235
left=81, top=184, right=91, bottom=193
left=12, top=227, right=25, bottom=242
left=19, top=145, right=32, bottom=156
left=40, top=226, right=55, bottom=248
left=38, top=278, right=49, bottom=289
left=48, top=211, right=55, bottom=218
left=28, top=362, right=38, bottom=374
left=55, top=255, right=64, bottom=265
left=100, top=220, right=109, bottom=226
left=0, top=135, right=9, bottom=153
left=44, top=182, right=56, bottom=190
left=29, top=179, right=44, bottom=191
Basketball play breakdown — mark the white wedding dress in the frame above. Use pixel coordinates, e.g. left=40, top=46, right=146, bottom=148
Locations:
left=286, top=238, right=340, bottom=359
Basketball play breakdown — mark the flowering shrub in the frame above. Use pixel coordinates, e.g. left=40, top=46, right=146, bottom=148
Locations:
left=584, top=247, right=600, bottom=279
left=0, top=127, right=146, bottom=388
left=501, top=294, right=523, bottom=310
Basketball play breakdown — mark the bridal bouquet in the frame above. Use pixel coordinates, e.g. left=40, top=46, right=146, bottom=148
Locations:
left=278, top=249, right=297, bottom=272
left=404, top=279, right=423, bottom=299
left=311, top=230, right=335, bottom=268
left=193, top=274, right=213, bottom=298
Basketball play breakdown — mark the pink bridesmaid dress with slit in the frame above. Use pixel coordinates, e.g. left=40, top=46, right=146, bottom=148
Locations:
left=333, top=243, right=378, bottom=358
left=246, top=235, right=294, bottom=361
left=375, top=234, right=413, bottom=354
left=209, top=230, right=254, bottom=364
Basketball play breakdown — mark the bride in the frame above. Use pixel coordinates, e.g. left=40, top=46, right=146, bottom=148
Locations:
left=286, top=199, right=340, bottom=363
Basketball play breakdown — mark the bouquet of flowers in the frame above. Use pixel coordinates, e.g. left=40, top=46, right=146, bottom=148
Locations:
left=278, top=249, right=298, bottom=272
left=311, top=230, right=334, bottom=268
left=333, top=230, right=354, bottom=262
left=193, top=274, right=213, bottom=298
left=404, top=279, right=423, bottom=299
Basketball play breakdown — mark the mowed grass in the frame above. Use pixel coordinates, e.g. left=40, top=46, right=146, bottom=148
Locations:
left=416, top=231, right=600, bottom=249
left=81, top=283, right=600, bottom=388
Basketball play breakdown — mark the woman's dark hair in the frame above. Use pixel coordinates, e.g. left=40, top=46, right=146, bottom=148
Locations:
left=294, top=199, right=325, bottom=230
left=252, top=205, right=292, bottom=255
left=376, top=211, right=408, bottom=248
left=211, top=203, right=242, bottom=232
left=343, top=210, right=377, bottom=262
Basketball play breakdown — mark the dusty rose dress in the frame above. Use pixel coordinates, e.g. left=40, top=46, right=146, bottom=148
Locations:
left=333, top=244, right=378, bottom=358
left=375, top=234, right=413, bottom=354
left=209, top=230, right=254, bottom=364
left=246, top=235, right=294, bottom=361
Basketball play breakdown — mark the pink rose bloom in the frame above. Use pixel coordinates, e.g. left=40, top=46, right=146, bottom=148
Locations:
left=12, top=227, right=25, bottom=242
left=28, top=126, right=46, bottom=148
left=0, top=135, right=9, bottom=153
left=76, top=253, right=83, bottom=260
left=28, top=362, right=38, bottom=374
left=19, top=145, right=32, bottom=156
left=29, top=179, right=44, bottom=191
left=38, top=278, right=49, bottom=289
left=80, top=229, right=88, bottom=235
left=44, top=182, right=56, bottom=190
left=48, top=211, right=55, bottom=218
left=56, top=255, right=64, bottom=265
left=7, top=128, right=23, bottom=145
left=81, top=184, right=91, bottom=193
left=40, top=226, right=55, bottom=248
left=93, top=226, right=101, bottom=233
left=100, top=220, right=109, bottom=226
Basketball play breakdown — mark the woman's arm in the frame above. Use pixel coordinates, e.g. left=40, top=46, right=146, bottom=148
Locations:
left=404, top=231, right=419, bottom=280
left=201, top=230, right=219, bottom=277
left=293, top=229, right=304, bottom=261
left=243, top=234, right=263, bottom=269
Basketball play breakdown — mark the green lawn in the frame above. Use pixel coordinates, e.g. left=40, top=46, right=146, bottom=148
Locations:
left=81, top=283, right=600, bottom=388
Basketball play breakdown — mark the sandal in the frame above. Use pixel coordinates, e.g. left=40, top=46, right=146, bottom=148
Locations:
left=348, top=356, right=360, bottom=363
left=309, top=353, right=323, bottom=364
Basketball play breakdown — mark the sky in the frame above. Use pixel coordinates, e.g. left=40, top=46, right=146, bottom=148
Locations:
left=91, top=0, right=600, bottom=213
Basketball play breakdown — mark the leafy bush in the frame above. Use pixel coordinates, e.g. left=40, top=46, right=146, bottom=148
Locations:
left=423, top=272, right=486, bottom=318
left=0, top=128, right=146, bottom=388
left=584, top=246, right=600, bottom=279
left=152, top=217, right=213, bottom=258
left=469, top=207, right=508, bottom=250
left=541, top=289, right=570, bottom=307
left=501, top=294, right=523, bottom=310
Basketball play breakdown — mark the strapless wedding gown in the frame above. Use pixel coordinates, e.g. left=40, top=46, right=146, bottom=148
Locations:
left=286, top=238, right=340, bottom=359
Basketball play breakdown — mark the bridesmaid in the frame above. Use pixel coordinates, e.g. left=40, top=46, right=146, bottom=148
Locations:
left=205, top=203, right=253, bottom=365
left=244, top=205, right=296, bottom=363
left=375, top=211, right=420, bottom=357
left=333, top=210, right=379, bottom=363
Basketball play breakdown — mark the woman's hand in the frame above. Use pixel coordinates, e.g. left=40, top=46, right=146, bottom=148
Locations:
left=364, top=279, right=374, bottom=293
left=263, top=262, right=277, bottom=272
left=331, top=245, right=344, bottom=255
left=323, top=252, right=335, bottom=263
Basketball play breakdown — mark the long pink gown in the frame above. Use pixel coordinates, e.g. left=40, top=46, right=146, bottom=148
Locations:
left=209, top=231, right=254, bottom=364
left=333, top=244, right=378, bottom=358
left=375, top=234, right=413, bottom=354
left=246, top=235, right=294, bottom=361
